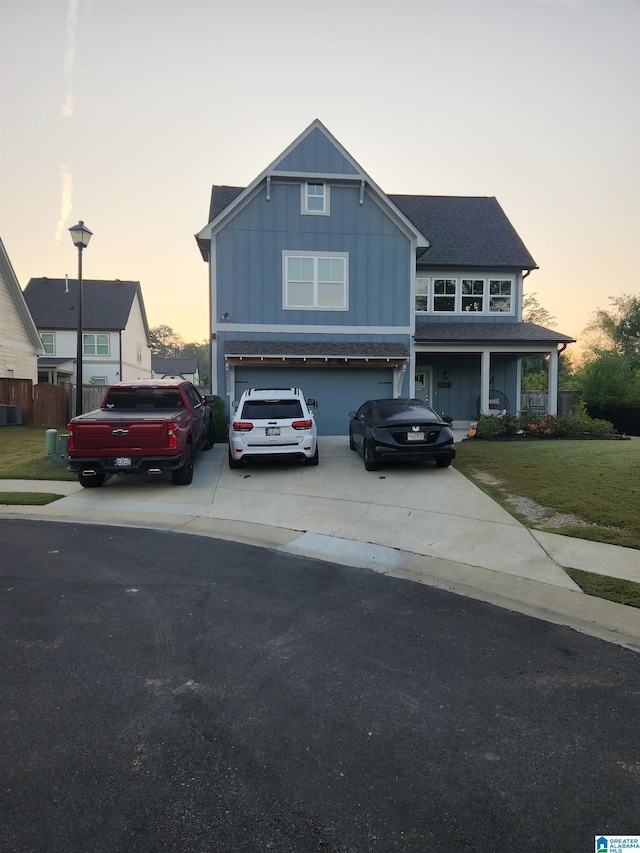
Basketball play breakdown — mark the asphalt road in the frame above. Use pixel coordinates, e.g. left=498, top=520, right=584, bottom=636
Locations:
left=1, top=518, right=638, bottom=853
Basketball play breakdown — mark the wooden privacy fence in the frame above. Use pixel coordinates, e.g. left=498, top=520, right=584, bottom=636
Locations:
left=0, top=378, right=33, bottom=424
left=0, top=379, right=72, bottom=427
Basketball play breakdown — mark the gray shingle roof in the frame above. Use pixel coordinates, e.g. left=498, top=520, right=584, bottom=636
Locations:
left=206, top=186, right=537, bottom=270
left=23, top=278, right=142, bottom=331
left=152, top=357, right=198, bottom=375
left=414, top=321, right=574, bottom=344
left=224, top=340, right=409, bottom=358
left=389, top=195, right=537, bottom=269
left=209, top=186, right=244, bottom=223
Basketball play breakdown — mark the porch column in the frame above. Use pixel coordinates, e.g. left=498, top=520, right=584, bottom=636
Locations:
left=548, top=347, right=559, bottom=415
left=480, top=349, right=491, bottom=414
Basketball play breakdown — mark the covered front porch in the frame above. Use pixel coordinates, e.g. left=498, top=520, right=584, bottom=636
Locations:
left=412, top=322, right=575, bottom=428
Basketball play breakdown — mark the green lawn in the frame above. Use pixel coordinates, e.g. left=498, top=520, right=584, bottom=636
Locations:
left=453, top=437, right=640, bottom=551
left=0, top=426, right=77, bottom=482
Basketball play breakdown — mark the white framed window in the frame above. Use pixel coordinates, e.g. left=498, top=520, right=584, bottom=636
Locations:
left=283, top=251, right=348, bottom=310
left=83, top=333, right=109, bottom=356
left=415, top=277, right=429, bottom=312
left=136, top=342, right=142, bottom=363
left=6, top=366, right=15, bottom=378
left=489, top=279, right=512, bottom=312
left=89, top=376, right=108, bottom=385
left=41, top=332, right=55, bottom=354
left=301, top=182, right=329, bottom=215
left=418, top=276, right=514, bottom=314
left=433, top=278, right=457, bottom=312
left=462, top=279, right=484, bottom=312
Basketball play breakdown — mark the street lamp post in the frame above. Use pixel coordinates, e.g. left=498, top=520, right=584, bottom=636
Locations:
left=68, top=221, right=93, bottom=417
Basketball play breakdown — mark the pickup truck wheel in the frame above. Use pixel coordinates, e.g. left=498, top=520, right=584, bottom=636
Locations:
left=172, top=444, right=193, bottom=485
left=202, top=414, right=215, bottom=451
left=228, top=446, right=244, bottom=469
left=78, top=472, right=106, bottom=488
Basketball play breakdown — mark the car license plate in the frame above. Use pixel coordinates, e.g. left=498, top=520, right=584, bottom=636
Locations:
left=407, top=432, right=424, bottom=441
left=114, top=456, right=132, bottom=467
left=266, top=427, right=281, bottom=436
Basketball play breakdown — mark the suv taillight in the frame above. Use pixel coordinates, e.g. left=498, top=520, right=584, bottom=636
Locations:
left=232, top=421, right=254, bottom=432
left=292, top=419, right=312, bottom=430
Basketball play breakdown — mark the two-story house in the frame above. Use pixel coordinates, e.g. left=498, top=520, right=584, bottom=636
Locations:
left=196, top=120, right=574, bottom=434
left=0, top=238, right=42, bottom=382
left=23, top=278, right=153, bottom=386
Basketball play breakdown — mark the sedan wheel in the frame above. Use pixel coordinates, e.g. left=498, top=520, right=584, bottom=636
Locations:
left=436, top=457, right=452, bottom=468
left=363, top=441, right=379, bottom=471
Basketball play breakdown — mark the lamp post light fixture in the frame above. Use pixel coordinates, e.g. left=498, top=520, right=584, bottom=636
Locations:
left=68, top=220, right=93, bottom=416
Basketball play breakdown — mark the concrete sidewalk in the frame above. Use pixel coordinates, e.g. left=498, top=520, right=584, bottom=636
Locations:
left=1, top=436, right=639, bottom=650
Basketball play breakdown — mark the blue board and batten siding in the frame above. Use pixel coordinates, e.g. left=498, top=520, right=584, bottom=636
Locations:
left=274, top=127, right=360, bottom=175
left=215, top=183, right=411, bottom=327
left=213, top=173, right=415, bottom=432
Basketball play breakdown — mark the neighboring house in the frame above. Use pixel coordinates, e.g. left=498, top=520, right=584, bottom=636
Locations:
left=196, top=119, right=574, bottom=434
left=23, top=278, right=152, bottom=386
left=0, top=237, right=42, bottom=382
left=151, top=356, right=200, bottom=385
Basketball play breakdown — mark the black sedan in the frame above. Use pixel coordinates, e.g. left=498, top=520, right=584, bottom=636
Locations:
left=348, top=399, right=456, bottom=471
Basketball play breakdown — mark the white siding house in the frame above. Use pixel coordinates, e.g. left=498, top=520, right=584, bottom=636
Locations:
left=23, top=278, right=153, bottom=386
left=0, top=238, right=42, bottom=381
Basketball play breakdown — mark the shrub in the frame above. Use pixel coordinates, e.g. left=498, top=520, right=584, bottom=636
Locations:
left=206, top=395, right=229, bottom=441
left=473, top=405, right=615, bottom=439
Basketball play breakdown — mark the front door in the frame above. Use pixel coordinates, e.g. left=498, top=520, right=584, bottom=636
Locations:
left=414, top=368, right=433, bottom=405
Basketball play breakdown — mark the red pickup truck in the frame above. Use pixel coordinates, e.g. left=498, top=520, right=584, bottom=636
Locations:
left=66, top=379, right=215, bottom=487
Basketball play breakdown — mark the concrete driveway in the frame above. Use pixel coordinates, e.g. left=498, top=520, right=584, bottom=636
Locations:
left=3, top=435, right=640, bottom=649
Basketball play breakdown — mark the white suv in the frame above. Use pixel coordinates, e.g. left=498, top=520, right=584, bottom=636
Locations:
left=228, top=388, right=318, bottom=468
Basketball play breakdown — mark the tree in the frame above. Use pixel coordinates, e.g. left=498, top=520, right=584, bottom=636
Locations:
left=576, top=349, right=640, bottom=406
left=523, top=292, right=556, bottom=328
left=521, top=294, right=565, bottom=390
left=149, top=325, right=184, bottom=358
left=584, top=294, right=640, bottom=370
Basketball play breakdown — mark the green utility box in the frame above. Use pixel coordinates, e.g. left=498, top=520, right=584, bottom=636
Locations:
left=50, top=434, right=69, bottom=467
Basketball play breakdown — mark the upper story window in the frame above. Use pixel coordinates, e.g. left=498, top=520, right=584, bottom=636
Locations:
left=41, top=332, right=55, bottom=354
left=136, top=343, right=142, bottom=363
left=433, top=279, right=457, bottom=312
left=489, top=279, right=512, bottom=312
left=302, top=182, right=329, bottom=215
left=83, top=333, right=109, bottom=356
left=461, top=279, right=484, bottom=312
left=415, top=277, right=429, bottom=312
left=283, top=251, right=348, bottom=310
left=415, top=277, right=514, bottom=315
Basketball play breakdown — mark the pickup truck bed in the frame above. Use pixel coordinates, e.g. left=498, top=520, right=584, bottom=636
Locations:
left=67, top=380, right=215, bottom=487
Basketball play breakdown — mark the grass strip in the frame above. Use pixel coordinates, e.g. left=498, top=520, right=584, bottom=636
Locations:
left=0, top=492, right=65, bottom=506
left=565, top=567, right=640, bottom=609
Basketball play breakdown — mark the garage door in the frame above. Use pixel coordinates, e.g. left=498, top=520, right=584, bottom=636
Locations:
left=234, top=366, right=395, bottom=434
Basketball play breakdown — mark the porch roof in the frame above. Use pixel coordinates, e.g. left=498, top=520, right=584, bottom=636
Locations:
left=414, top=321, right=575, bottom=345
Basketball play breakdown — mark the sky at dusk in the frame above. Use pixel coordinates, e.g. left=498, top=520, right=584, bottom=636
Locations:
left=1, top=0, right=638, bottom=353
